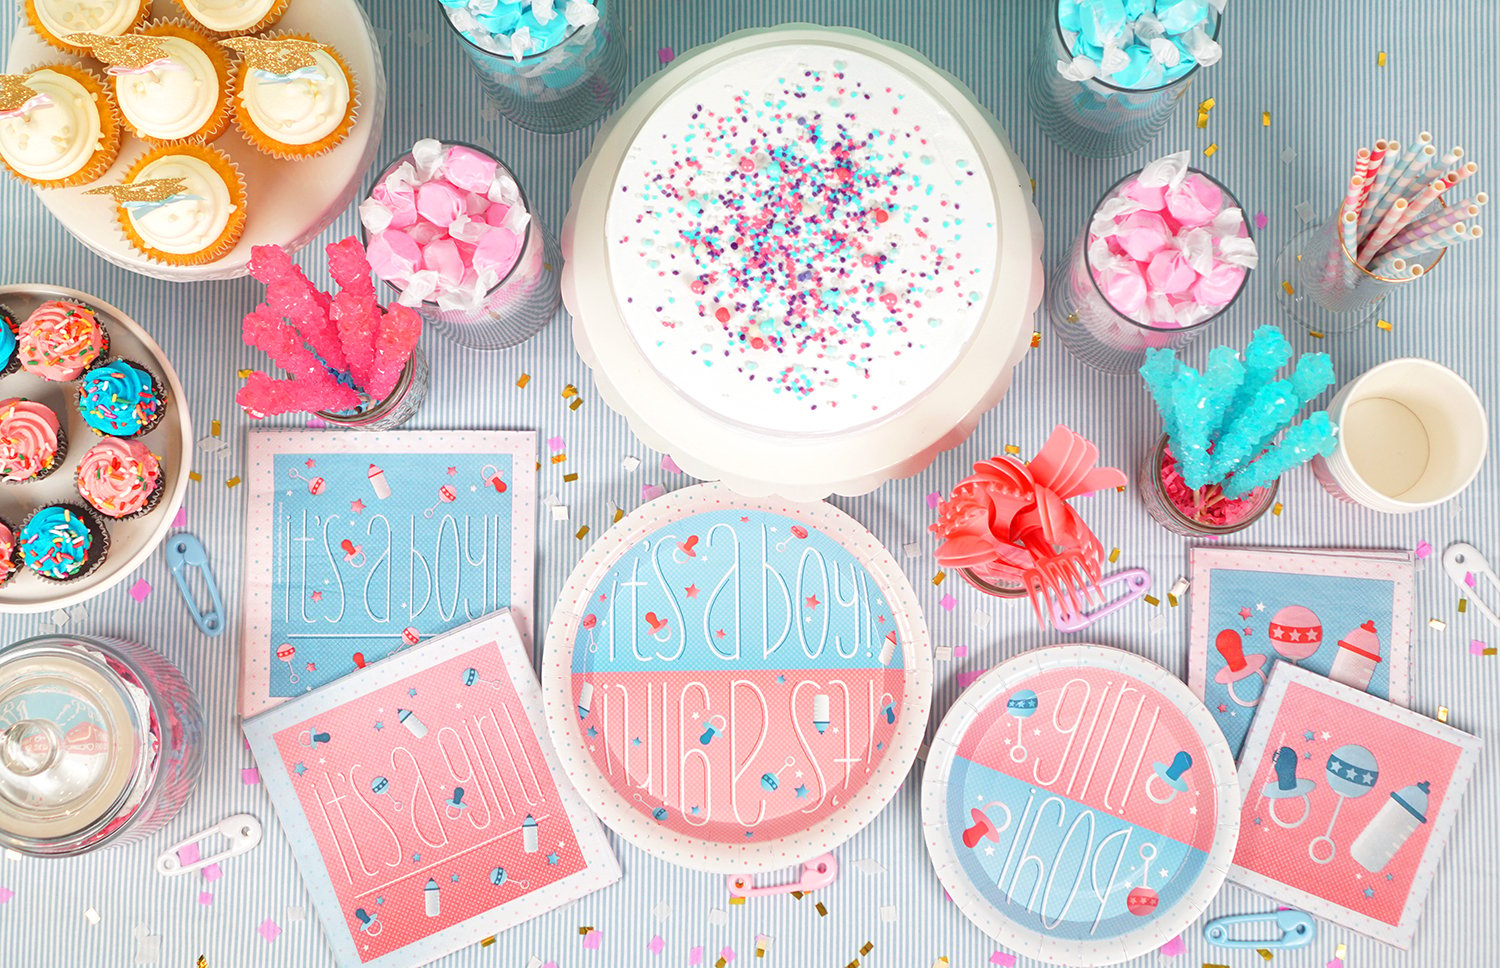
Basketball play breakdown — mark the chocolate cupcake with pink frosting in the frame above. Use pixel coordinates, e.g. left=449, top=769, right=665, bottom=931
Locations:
left=0, top=398, right=67, bottom=483
left=17, top=299, right=109, bottom=381
left=75, top=438, right=164, bottom=520
left=0, top=517, right=23, bottom=586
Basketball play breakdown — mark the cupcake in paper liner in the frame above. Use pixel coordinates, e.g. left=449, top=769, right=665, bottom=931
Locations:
left=17, top=299, right=109, bottom=381
left=0, top=516, right=23, bottom=586
left=76, top=437, right=165, bottom=520
left=76, top=358, right=169, bottom=438
left=23, top=0, right=152, bottom=56
left=0, top=398, right=68, bottom=483
left=0, top=64, right=123, bottom=189
left=225, top=33, right=358, bottom=160
left=175, top=0, right=290, bottom=38
left=111, top=142, right=246, bottom=266
left=18, top=503, right=109, bottom=583
left=0, top=304, right=19, bottom=376
left=77, top=20, right=235, bottom=146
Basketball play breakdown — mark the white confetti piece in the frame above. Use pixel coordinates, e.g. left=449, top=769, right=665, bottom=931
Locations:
left=49, top=608, right=69, bottom=627
left=134, top=934, right=161, bottom=964
left=902, top=542, right=921, bottom=558
left=622, top=456, right=642, bottom=473
left=526, top=958, right=544, bottom=968
left=37, top=623, right=56, bottom=634
left=880, top=905, right=898, bottom=923
left=542, top=493, right=559, bottom=507
left=971, top=610, right=991, bottom=629
left=1294, top=201, right=1316, bottom=224
left=69, top=604, right=89, bottom=623
left=285, top=906, right=305, bottom=922
left=652, top=901, right=672, bottom=922
left=1149, top=612, right=1168, bottom=634
left=196, top=436, right=228, bottom=457
left=933, top=645, right=953, bottom=663
left=1169, top=576, right=1190, bottom=598
left=708, top=908, right=728, bottom=927
left=84, top=907, right=100, bottom=925
left=852, top=858, right=887, bottom=876
left=4, top=848, right=23, bottom=861
left=1280, top=146, right=1298, bottom=164
left=551, top=505, right=570, bottom=521
left=1429, top=618, right=1447, bottom=631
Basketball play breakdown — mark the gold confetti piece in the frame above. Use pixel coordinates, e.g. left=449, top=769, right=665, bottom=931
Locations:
left=237, top=368, right=253, bottom=378
left=931, top=959, right=950, bottom=968
left=815, top=901, right=828, bottom=917
left=1115, top=484, right=1125, bottom=493
left=562, top=384, right=578, bottom=398
left=551, top=454, right=567, bottom=464
left=563, top=472, right=579, bottom=483
left=1196, top=114, right=1208, bottom=129
left=1437, top=706, right=1449, bottom=723
left=225, top=476, right=241, bottom=488
left=1003, top=444, right=1020, bottom=455
left=86, top=176, right=191, bottom=204
left=1199, top=97, right=1216, bottom=110
left=1459, top=598, right=1468, bottom=612
left=716, top=959, right=729, bottom=968
left=219, top=36, right=327, bottom=74
left=1108, top=548, right=1120, bottom=563
left=932, top=571, right=945, bottom=586
left=860, top=942, right=875, bottom=955
left=1272, top=502, right=1284, bottom=516
left=1029, top=331, right=1042, bottom=348
left=1168, top=594, right=1179, bottom=608
left=189, top=471, right=202, bottom=482
left=480, top=936, right=496, bottom=947
left=575, top=525, right=590, bottom=540
left=790, top=890, right=805, bottom=900
left=1486, top=647, right=1498, bottom=656
left=1429, top=618, right=1447, bottom=631
left=211, top=419, right=221, bottom=437
left=1205, top=963, right=1232, bottom=968
left=1336, top=943, right=1347, bottom=960
left=1377, top=50, right=1387, bottom=67
left=516, top=373, right=530, bottom=388
left=1257, top=950, right=1273, bottom=962
left=1309, top=330, right=1326, bottom=339
left=1029, top=177, right=1036, bottom=193
left=728, top=896, right=746, bottom=906
left=1203, top=143, right=1219, bottom=157
left=535, top=461, right=541, bottom=471
left=569, top=397, right=584, bottom=411
left=1377, top=318, right=1392, bottom=331
left=1144, top=594, right=1160, bottom=607
left=1281, top=280, right=1295, bottom=295
left=544, top=262, right=555, bottom=273
left=845, top=962, right=860, bottom=968
left=613, top=507, right=625, bottom=523
left=578, top=926, right=594, bottom=936
left=1262, top=111, right=1271, bottom=127
left=197, top=957, right=207, bottom=968
left=755, top=936, right=770, bottom=957
left=1065, top=311, right=1079, bottom=323
left=68, top=32, right=171, bottom=69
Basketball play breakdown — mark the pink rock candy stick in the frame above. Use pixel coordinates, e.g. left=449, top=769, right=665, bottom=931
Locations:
left=248, top=246, right=346, bottom=372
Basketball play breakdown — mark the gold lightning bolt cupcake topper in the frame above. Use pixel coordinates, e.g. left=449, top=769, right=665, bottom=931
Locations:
left=86, top=176, right=192, bottom=204
left=68, top=33, right=178, bottom=74
left=220, top=37, right=328, bottom=76
left=0, top=74, right=51, bottom=119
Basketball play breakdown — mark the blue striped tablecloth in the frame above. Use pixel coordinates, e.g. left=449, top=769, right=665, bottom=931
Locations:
left=2, top=2, right=1496, bottom=967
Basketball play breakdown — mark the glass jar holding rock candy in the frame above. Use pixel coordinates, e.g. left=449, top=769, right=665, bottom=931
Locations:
left=360, top=139, right=561, bottom=351
left=1048, top=152, right=1256, bottom=374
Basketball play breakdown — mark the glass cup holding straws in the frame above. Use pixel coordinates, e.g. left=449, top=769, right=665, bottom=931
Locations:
left=1277, top=133, right=1485, bottom=334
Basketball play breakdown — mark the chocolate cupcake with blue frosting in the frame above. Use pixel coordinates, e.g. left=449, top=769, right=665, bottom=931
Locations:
left=0, top=304, right=18, bottom=376
left=75, top=358, right=167, bottom=438
left=18, top=503, right=109, bottom=583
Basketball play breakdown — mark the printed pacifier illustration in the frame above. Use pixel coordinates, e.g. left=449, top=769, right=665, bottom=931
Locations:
left=1005, top=688, right=1038, bottom=763
left=444, top=787, right=468, bottom=819
left=879, top=693, right=897, bottom=725
left=370, top=775, right=404, bottom=811
left=298, top=725, right=330, bottom=748
left=339, top=538, right=366, bottom=567
left=1214, top=628, right=1267, bottom=706
left=1309, top=744, right=1379, bottom=864
left=276, top=642, right=299, bottom=684
left=760, top=756, right=796, bottom=791
left=423, top=484, right=458, bottom=518
left=1268, top=604, right=1323, bottom=661
left=1261, top=746, right=1318, bottom=828
left=1350, top=779, right=1430, bottom=873
left=774, top=524, right=809, bottom=552
left=479, top=463, right=508, bottom=494
left=353, top=907, right=382, bottom=936
left=1146, top=751, right=1193, bottom=805
left=489, top=867, right=528, bottom=889
left=1126, top=843, right=1160, bottom=917
left=699, top=714, right=727, bottom=745
left=287, top=467, right=325, bottom=495
left=673, top=534, right=700, bottom=562
left=644, top=611, right=671, bottom=641
left=961, top=800, right=1013, bottom=848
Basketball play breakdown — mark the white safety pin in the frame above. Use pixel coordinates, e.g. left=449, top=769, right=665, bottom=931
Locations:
left=1443, top=542, right=1500, bottom=632
left=155, top=814, right=263, bottom=876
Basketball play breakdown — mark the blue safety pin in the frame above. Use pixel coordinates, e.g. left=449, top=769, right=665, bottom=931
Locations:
left=1204, top=910, right=1316, bottom=950
left=164, top=532, right=225, bottom=637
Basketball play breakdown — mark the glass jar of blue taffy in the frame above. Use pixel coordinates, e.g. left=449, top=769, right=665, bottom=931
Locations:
left=437, top=0, right=627, bottom=133
left=1027, top=0, right=1226, bottom=158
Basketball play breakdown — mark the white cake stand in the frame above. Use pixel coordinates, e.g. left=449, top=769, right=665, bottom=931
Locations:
left=562, top=24, right=1043, bottom=501
left=5, top=0, right=387, bottom=282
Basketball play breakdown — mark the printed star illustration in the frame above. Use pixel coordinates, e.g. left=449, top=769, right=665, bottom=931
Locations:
left=805, top=595, right=820, bottom=608
left=685, top=584, right=699, bottom=598
left=546, top=853, right=560, bottom=865
left=351, top=499, right=365, bottom=513
left=794, top=785, right=809, bottom=798
left=293, top=762, right=307, bottom=775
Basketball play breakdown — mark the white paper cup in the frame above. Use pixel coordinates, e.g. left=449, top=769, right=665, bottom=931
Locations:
left=1312, top=358, right=1488, bottom=513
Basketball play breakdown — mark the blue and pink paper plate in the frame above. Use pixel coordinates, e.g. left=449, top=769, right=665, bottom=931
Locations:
left=921, top=645, right=1240, bottom=967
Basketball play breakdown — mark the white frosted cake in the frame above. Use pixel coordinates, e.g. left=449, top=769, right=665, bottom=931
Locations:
left=564, top=25, right=1042, bottom=499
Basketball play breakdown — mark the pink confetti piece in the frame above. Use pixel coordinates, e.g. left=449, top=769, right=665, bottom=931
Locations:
left=642, top=483, right=664, bottom=501
left=1466, top=571, right=1476, bottom=588
left=720, top=946, right=737, bottom=963
left=202, top=863, right=223, bottom=882
left=129, top=579, right=152, bottom=602
left=548, top=436, right=565, bottom=452
left=241, top=768, right=261, bottom=785
left=1471, top=639, right=1488, bottom=655
left=1253, top=211, right=1268, bottom=229
left=1327, top=960, right=1344, bottom=968
left=926, top=491, right=942, bottom=509
left=177, top=843, right=202, bottom=866
left=658, top=47, right=675, bottom=64
left=940, top=594, right=957, bottom=612
left=649, top=935, right=665, bottom=955
left=689, top=947, right=704, bottom=966
left=990, top=953, right=1017, bottom=967
left=583, top=929, right=602, bottom=950
left=0, top=887, right=13, bottom=904
left=258, top=919, right=282, bottom=943
left=1159, top=934, right=1187, bottom=956
left=661, top=454, right=683, bottom=474
left=956, top=668, right=986, bottom=689
left=171, top=505, right=187, bottom=528
left=954, top=645, right=969, bottom=658
left=199, top=892, right=214, bottom=906
left=1415, top=540, right=1433, bottom=559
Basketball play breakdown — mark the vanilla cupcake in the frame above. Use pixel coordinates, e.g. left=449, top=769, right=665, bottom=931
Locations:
left=227, top=35, right=357, bottom=159
left=80, top=22, right=233, bottom=145
left=18, top=301, right=108, bottom=381
left=176, top=0, right=290, bottom=37
left=76, top=438, right=165, bottom=519
left=23, top=0, right=151, bottom=55
left=0, top=398, right=67, bottom=483
left=0, top=66, right=122, bottom=188
left=113, top=142, right=246, bottom=265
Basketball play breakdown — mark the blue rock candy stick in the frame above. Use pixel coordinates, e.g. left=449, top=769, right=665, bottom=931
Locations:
left=1290, top=352, right=1337, bottom=406
left=1172, top=368, right=1219, bottom=489
left=1228, top=326, right=1293, bottom=419
left=1200, top=345, right=1247, bottom=441
left=1222, top=412, right=1339, bottom=498
left=1209, top=380, right=1300, bottom=483
left=1139, top=348, right=1184, bottom=440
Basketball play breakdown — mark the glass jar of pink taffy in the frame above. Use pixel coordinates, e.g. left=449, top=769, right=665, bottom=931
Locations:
left=1047, top=154, right=1256, bottom=374
left=359, top=140, right=562, bottom=351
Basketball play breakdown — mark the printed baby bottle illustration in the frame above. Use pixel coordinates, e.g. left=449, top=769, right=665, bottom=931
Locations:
left=1350, top=780, right=1430, bottom=873
left=812, top=693, right=831, bottom=734
left=1262, top=746, right=1317, bottom=827
left=1328, top=621, right=1382, bottom=692
left=1213, top=628, right=1267, bottom=706
left=1309, top=744, right=1379, bottom=864
left=1268, top=604, right=1322, bottom=661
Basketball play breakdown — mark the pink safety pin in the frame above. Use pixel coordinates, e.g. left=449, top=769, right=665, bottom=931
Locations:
left=726, top=853, right=838, bottom=899
left=1049, top=568, right=1152, bottom=632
